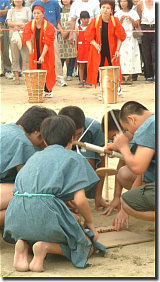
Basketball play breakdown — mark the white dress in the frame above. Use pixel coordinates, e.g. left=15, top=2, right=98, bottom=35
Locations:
left=114, top=9, right=142, bottom=74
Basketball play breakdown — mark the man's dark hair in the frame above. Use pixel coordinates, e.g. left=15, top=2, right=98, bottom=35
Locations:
left=101, top=109, right=122, bottom=132
left=40, top=115, right=76, bottom=147
left=16, top=106, right=57, bottom=133
left=120, top=101, right=148, bottom=123
left=58, top=106, right=85, bottom=129
left=100, top=0, right=115, bottom=10
left=118, top=0, right=133, bottom=10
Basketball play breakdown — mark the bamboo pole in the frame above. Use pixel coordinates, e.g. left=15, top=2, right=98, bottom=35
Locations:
left=103, top=74, right=109, bottom=200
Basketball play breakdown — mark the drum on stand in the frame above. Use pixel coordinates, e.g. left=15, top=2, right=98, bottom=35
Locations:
left=23, top=70, right=47, bottom=103
left=99, top=66, right=120, bottom=104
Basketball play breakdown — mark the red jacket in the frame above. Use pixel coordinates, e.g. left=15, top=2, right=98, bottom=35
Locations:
left=22, top=19, right=56, bottom=92
left=85, top=15, right=126, bottom=87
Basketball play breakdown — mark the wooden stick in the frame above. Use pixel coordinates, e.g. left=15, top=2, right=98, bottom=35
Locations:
left=103, top=75, right=109, bottom=200
left=73, top=140, right=124, bottom=160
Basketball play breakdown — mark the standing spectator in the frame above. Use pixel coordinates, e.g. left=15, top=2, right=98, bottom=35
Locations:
left=59, top=0, right=76, bottom=81
left=132, top=0, right=146, bottom=81
left=115, top=0, right=120, bottom=12
left=75, top=11, right=91, bottom=87
left=85, top=0, right=126, bottom=89
left=6, top=0, right=31, bottom=84
left=25, top=0, right=36, bottom=7
left=0, top=0, right=13, bottom=79
left=69, top=0, right=100, bottom=44
left=137, top=0, right=155, bottom=82
left=114, top=0, right=142, bottom=84
left=32, top=0, right=68, bottom=87
left=22, top=5, right=56, bottom=97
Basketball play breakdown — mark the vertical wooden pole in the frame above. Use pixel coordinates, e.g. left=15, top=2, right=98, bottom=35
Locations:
left=103, top=73, right=109, bottom=201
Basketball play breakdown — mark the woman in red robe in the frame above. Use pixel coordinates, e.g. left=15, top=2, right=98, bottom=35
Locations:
left=22, top=5, right=56, bottom=98
left=85, top=0, right=126, bottom=89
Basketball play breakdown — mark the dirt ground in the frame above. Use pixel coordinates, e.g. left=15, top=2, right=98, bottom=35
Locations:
left=0, top=73, right=156, bottom=278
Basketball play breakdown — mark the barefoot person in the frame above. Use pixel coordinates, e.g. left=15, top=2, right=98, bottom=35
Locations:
left=104, top=101, right=155, bottom=231
left=121, top=182, right=155, bottom=231
left=0, top=106, right=56, bottom=227
left=3, top=115, right=106, bottom=272
left=58, top=105, right=107, bottom=211
left=101, top=109, right=137, bottom=216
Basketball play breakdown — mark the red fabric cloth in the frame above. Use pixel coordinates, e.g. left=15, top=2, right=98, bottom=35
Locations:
left=77, top=26, right=90, bottom=63
left=33, top=6, right=45, bottom=13
left=22, top=19, right=56, bottom=92
left=85, top=15, right=126, bottom=87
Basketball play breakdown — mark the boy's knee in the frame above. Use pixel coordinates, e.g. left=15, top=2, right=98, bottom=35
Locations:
left=117, top=166, right=135, bottom=189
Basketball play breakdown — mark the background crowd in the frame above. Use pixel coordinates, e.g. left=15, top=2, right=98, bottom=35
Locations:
left=0, top=0, right=155, bottom=91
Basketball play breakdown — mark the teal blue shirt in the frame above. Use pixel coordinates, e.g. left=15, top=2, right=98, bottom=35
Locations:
left=77, top=117, right=105, bottom=167
left=131, top=114, right=155, bottom=183
left=3, top=145, right=106, bottom=268
left=0, top=123, right=36, bottom=182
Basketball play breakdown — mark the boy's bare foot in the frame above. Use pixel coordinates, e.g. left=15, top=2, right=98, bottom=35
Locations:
left=13, top=240, right=29, bottom=272
left=29, top=242, right=46, bottom=272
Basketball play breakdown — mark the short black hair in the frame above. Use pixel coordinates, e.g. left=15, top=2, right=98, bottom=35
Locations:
left=100, top=0, right=115, bottom=10
left=118, top=0, right=133, bottom=10
left=61, top=0, right=73, bottom=5
left=78, top=11, right=90, bottom=25
left=80, top=10, right=90, bottom=19
left=16, top=106, right=57, bottom=133
left=13, top=0, right=25, bottom=6
left=58, top=106, right=85, bottom=129
left=101, top=109, right=122, bottom=132
left=120, top=101, right=148, bottom=123
left=40, top=115, right=76, bottom=147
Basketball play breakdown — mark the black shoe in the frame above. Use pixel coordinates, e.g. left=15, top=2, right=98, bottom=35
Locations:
left=121, top=81, right=132, bottom=85
left=145, top=78, right=154, bottom=83
left=132, top=77, right=138, bottom=81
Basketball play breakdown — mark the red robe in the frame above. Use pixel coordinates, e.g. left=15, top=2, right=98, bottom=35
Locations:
left=85, top=15, right=126, bottom=87
left=22, top=19, right=56, bottom=92
left=77, top=26, right=90, bottom=62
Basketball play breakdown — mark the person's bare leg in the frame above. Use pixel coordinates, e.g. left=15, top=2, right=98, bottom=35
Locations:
left=0, top=183, right=14, bottom=210
left=29, top=241, right=65, bottom=272
left=0, top=209, right=6, bottom=227
left=79, top=64, right=85, bottom=84
left=117, top=166, right=136, bottom=190
left=93, top=156, right=108, bottom=210
left=14, top=71, right=20, bottom=84
left=85, top=235, right=94, bottom=257
left=13, top=240, right=30, bottom=272
left=121, top=198, right=155, bottom=221
left=29, top=235, right=94, bottom=272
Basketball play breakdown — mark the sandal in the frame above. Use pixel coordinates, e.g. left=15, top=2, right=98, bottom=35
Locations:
left=78, top=82, right=84, bottom=88
left=15, top=79, right=20, bottom=85
left=84, top=83, right=92, bottom=88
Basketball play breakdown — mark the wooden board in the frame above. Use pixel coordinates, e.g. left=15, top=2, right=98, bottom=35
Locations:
left=96, top=167, right=117, bottom=177
left=97, top=230, right=154, bottom=248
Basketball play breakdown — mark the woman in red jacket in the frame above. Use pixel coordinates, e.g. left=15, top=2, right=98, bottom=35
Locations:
left=22, top=5, right=56, bottom=98
left=85, top=0, right=126, bottom=89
